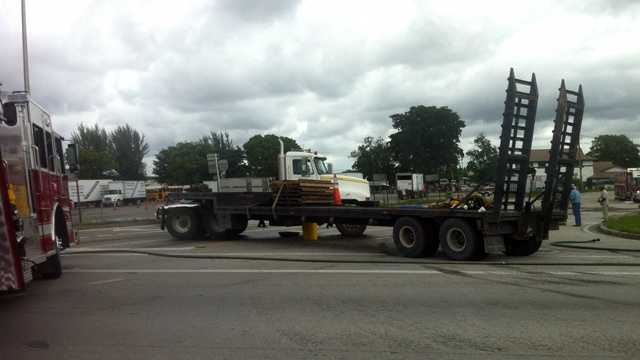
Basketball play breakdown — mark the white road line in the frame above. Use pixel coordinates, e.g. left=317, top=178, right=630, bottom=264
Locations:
left=88, top=278, right=125, bottom=285
left=191, top=252, right=385, bottom=256
left=552, top=255, right=633, bottom=258
left=67, top=269, right=444, bottom=274
left=64, top=269, right=640, bottom=276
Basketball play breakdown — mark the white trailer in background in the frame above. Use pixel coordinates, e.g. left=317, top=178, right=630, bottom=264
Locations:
left=396, top=173, right=424, bottom=199
left=68, top=179, right=111, bottom=206
left=102, top=181, right=146, bottom=206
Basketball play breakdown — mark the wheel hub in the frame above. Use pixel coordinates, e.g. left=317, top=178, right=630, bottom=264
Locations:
left=398, top=226, right=417, bottom=248
left=172, top=215, right=191, bottom=233
left=446, top=228, right=467, bottom=252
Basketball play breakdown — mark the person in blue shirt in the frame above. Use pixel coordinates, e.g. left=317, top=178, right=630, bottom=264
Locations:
left=569, top=184, right=581, bottom=226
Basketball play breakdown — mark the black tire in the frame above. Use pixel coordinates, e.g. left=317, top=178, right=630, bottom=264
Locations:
left=439, top=218, right=482, bottom=261
left=393, top=217, right=427, bottom=258
left=40, top=253, right=62, bottom=279
left=336, top=223, right=367, bottom=237
left=504, top=230, right=542, bottom=257
left=166, top=208, right=201, bottom=240
left=227, top=215, right=248, bottom=236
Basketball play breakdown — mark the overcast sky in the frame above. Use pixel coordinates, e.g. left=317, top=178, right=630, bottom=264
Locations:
left=1, top=0, right=639, bottom=173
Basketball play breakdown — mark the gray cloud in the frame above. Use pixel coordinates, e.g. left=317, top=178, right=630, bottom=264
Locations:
left=1, top=0, right=639, bottom=173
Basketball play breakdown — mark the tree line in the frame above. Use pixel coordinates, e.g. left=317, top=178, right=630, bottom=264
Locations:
left=71, top=106, right=639, bottom=185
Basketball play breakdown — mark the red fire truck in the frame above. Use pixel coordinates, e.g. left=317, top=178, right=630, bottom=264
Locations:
left=1, top=89, right=78, bottom=293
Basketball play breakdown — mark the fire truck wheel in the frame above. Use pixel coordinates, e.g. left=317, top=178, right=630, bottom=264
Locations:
left=393, top=217, right=427, bottom=258
left=439, top=218, right=481, bottom=261
left=167, top=209, right=202, bottom=240
left=336, top=223, right=367, bottom=237
left=40, top=253, right=62, bottom=279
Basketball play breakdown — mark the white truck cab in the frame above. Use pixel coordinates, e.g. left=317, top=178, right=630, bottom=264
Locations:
left=102, top=189, right=123, bottom=206
left=281, top=150, right=371, bottom=203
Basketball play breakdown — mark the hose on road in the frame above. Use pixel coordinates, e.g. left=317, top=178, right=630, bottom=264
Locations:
left=550, top=238, right=640, bottom=253
left=65, top=248, right=640, bottom=266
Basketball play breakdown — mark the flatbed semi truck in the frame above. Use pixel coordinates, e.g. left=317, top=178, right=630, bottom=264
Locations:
left=158, top=70, right=585, bottom=261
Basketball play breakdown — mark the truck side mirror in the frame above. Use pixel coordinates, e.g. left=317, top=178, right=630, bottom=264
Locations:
left=67, top=143, right=80, bottom=174
left=1, top=102, right=17, bottom=126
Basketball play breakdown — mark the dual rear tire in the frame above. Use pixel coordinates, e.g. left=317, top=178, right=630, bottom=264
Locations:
left=393, top=217, right=439, bottom=258
left=166, top=209, right=248, bottom=240
left=392, top=217, right=484, bottom=260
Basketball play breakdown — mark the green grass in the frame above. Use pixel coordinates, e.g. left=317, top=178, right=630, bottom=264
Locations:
left=606, top=213, right=640, bottom=234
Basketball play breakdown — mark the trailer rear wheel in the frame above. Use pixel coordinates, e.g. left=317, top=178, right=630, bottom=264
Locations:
left=336, top=223, right=367, bottom=237
left=393, top=217, right=428, bottom=258
left=167, top=209, right=201, bottom=240
left=439, top=218, right=481, bottom=261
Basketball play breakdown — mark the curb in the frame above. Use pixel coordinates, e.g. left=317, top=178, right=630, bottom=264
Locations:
left=598, top=223, right=640, bottom=240
left=75, top=218, right=158, bottom=229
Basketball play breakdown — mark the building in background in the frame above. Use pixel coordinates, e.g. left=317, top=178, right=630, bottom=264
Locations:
left=528, top=148, right=592, bottom=190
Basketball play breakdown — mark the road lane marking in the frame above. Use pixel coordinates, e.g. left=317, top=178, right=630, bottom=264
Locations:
left=65, top=269, right=640, bottom=276
left=68, top=269, right=444, bottom=274
left=88, top=278, right=125, bottom=285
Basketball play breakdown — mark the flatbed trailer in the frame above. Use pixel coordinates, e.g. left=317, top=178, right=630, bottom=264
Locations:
left=158, top=69, right=585, bottom=261
left=160, top=191, right=563, bottom=260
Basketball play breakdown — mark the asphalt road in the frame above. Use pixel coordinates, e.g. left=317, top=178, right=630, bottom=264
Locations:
left=3, top=207, right=640, bottom=359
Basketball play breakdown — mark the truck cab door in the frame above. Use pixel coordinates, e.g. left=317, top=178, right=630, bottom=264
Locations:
left=288, top=156, right=318, bottom=180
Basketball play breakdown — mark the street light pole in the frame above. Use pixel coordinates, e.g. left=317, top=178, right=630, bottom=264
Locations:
left=21, top=0, right=30, bottom=94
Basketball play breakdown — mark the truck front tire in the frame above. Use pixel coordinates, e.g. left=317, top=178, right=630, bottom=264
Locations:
left=227, top=215, right=248, bottom=236
left=439, top=218, right=482, bottom=261
left=167, top=208, right=202, bottom=240
left=336, top=223, right=367, bottom=237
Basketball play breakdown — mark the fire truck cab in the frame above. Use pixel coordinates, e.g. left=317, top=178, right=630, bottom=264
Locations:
left=1, top=90, right=77, bottom=292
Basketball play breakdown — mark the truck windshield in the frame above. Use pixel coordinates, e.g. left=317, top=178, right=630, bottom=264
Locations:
left=314, top=157, right=330, bottom=175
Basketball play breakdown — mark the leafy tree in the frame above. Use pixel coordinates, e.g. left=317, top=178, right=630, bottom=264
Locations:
left=152, top=131, right=250, bottom=184
left=243, top=134, right=301, bottom=177
left=70, top=123, right=115, bottom=178
left=389, top=105, right=465, bottom=176
left=588, top=134, right=640, bottom=168
left=465, top=134, right=498, bottom=183
left=152, top=142, right=211, bottom=185
left=351, top=136, right=395, bottom=182
left=110, top=124, right=149, bottom=180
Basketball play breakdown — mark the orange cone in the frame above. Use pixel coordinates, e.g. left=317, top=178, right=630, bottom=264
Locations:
left=332, top=174, right=342, bottom=205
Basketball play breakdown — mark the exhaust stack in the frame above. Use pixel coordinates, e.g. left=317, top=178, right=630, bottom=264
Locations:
left=278, top=138, right=286, bottom=180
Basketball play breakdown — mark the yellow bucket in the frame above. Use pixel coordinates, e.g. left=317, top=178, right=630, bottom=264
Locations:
left=302, top=222, right=319, bottom=241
